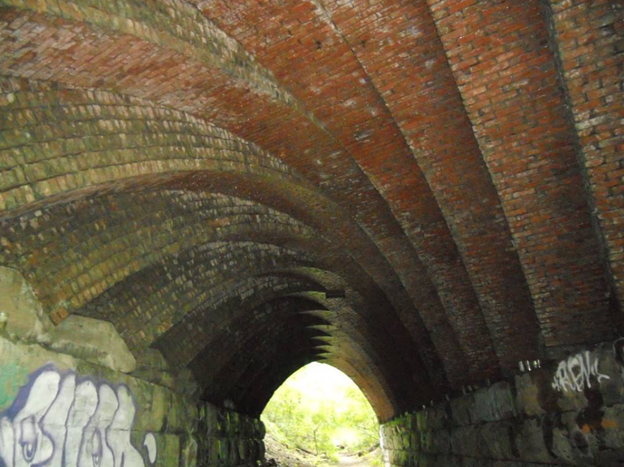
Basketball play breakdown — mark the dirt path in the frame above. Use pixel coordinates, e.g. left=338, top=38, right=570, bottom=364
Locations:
left=336, top=454, right=371, bottom=467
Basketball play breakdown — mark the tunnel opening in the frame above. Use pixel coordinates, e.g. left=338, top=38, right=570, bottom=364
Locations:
left=261, top=362, right=381, bottom=466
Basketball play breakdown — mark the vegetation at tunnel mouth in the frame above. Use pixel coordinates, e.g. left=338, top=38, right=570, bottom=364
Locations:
left=261, top=362, right=381, bottom=466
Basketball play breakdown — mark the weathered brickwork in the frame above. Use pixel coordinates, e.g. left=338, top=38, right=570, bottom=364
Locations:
left=381, top=343, right=624, bottom=466
left=0, top=74, right=447, bottom=395
left=0, top=2, right=460, bottom=367
left=83, top=241, right=312, bottom=346
left=0, top=192, right=313, bottom=318
left=194, top=0, right=501, bottom=384
left=0, top=188, right=417, bottom=419
left=543, top=0, right=624, bottom=311
left=0, top=77, right=292, bottom=214
left=427, top=0, right=615, bottom=346
left=315, top=0, right=538, bottom=372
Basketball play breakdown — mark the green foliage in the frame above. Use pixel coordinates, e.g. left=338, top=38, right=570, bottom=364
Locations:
left=261, top=363, right=379, bottom=459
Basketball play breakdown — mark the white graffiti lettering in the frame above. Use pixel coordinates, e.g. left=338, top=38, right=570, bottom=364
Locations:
left=0, top=366, right=157, bottom=467
left=551, top=351, right=610, bottom=393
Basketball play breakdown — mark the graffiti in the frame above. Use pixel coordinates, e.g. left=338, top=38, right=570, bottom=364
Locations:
left=0, top=366, right=157, bottom=467
left=552, top=351, right=610, bottom=393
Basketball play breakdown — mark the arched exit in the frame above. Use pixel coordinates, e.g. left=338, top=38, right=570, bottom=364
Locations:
left=261, top=363, right=380, bottom=466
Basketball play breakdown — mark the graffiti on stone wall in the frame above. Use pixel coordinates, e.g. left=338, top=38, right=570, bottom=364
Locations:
left=551, top=351, right=610, bottom=393
left=0, top=365, right=157, bottom=467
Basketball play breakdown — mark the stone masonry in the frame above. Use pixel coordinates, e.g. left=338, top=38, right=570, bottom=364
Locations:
left=381, top=343, right=624, bottom=466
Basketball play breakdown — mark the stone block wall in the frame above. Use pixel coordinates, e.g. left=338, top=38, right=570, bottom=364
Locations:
left=0, top=267, right=265, bottom=467
left=380, top=342, right=624, bottom=466
left=0, top=335, right=266, bottom=467
left=197, top=403, right=266, bottom=467
left=0, top=334, right=198, bottom=467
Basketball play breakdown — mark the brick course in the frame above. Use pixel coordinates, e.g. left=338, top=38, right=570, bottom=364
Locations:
left=428, top=0, right=615, bottom=347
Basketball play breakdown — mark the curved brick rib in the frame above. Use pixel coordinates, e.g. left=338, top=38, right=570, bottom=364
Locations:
left=0, top=184, right=442, bottom=384
left=0, top=77, right=454, bottom=389
left=2, top=193, right=316, bottom=319
left=426, top=0, right=615, bottom=348
left=190, top=296, right=401, bottom=419
left=3, top=182, right=435, bottom=408
left=3, top=193, right=374, bottom=346
left=0, top=5, right=470, bottom=385
left=543, top=0, right=624, bottom=318
left=79, top=241, right=316, bottom=346
left=313, top=0, right=540, bottom=368
left=155, top=277, right=326, bottom=367
left=195, top=0, right=497, bottom=381
left=233, top=325, right=400, bottom=420
left=91, top=237, right=432, bottom=405
left=0, top=174, right=447, bottom=393
left=0, top=77, right=293, bottom=213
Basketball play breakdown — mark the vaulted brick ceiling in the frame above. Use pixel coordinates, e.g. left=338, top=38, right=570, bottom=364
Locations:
left=0, top=0, right=622, bottom=421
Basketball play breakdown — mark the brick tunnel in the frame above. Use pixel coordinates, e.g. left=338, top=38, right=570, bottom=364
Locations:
left=0, top=0, right=622, bottom=466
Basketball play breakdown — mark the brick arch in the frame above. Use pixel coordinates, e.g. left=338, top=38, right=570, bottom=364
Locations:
left=0, top=71, right=485, bottom=388
left=0, top=1, right=520, bottom=378
left=203, top=297, right=400, bottom=421
left=244, top=333, right=401, bottom=422
left=193, top=0, right=529, bottom=375
left=1, top=182, right=459, bottom=389
left=78, top=231, right=424, bottom=417
left=82, top=242, right=315, bottom=344
left=0, top=0, right=564, bottom=374
left=179, top=278, right=424, bottom=408
left=39, top=192, right=436, bottom=414
left=103, top=251, right=432, bottom=406
left=0, top=71, right=478, bottom=379
left=0, top=76, right=293, bottom=216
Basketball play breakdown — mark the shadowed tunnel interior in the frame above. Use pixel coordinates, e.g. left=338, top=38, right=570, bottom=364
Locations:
left=0, top=0, right=622, bottom=466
